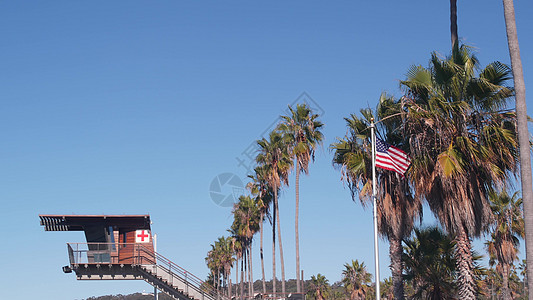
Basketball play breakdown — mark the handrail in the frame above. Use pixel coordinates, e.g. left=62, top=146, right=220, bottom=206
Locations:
left=66, top=242, right=220, bottom=299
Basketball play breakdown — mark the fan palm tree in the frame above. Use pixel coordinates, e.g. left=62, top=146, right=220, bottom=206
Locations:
left=400, top=45, right=519, bottom=299
left=341, top=260, right=372, bottom=300
left=403, top=227, right=457, bottom=299
left=256, top=130, right=293, bottom=296
left=229, top=225, right=245, bottom=298
left=486, top=190, right=524, bottom=299
left=278, top=103, right=324, bottom=293
left=206, top=236, right=234, bottom=297
left=205, top=243, right=221, bottom=294
left=247, top=165, right=273, bottom=296
left=501, top=1, right=533, bottom=297
left=381, top=277, right=394, bottom=300
left=215, top=236, right=235, bottom=298
left=232, top=195, right=261, bottom=299
left=228, top=230, right=244, bottom=299
left=308, top=273, right=330, bottom=300
left=331, top=94, right=421, bottom=300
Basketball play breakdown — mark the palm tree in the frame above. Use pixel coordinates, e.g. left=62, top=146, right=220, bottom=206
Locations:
left=278, top=103, right=324, bottom=293
left=331, top=94, right=421, bottom=300
left=486, top=190, right=524, bottom=299
left=403, top=227, right=457, bottom=299
left=232, top=195, right=261, bottom=299
left=256, top=130, right=293, bottom=296
left=205, top=243, right=221, bottom=294
left=308, top=273, right=330, bottom=300
left=518, top=259, right=528, bottom=297
left=228, top=231, right=244, bottom=299
left=247, top=166, right=273, bottom=297
left=400, top=45, right=519, bottom=299
left=341, top=260, right=372, bottom=300
left=381, top=277, right=394, bottom=300
left=206, top=236, right=235, bottom=297
left=501, top=1, right=533, bottom=297
left=219, top=236, right=235, bottom=298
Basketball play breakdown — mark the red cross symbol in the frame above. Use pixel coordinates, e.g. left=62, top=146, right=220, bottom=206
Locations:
left=136, top=230, right=150, bottom=243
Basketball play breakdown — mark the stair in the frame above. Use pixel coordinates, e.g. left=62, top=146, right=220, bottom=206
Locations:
left=135, top=251, right=222, bottom=300
left=138, top=264, right=212, bottom=300
left=65, top=242, right=223, bottom=300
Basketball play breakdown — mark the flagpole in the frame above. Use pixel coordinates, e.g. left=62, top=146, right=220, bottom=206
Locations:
left=370, top=119, right=380, bottom=300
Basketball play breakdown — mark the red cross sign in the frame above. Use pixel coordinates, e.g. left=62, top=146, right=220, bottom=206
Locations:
left=135, top=230, right=150, bottom=243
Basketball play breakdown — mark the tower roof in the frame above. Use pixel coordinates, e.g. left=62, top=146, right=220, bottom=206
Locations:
left=39, top=214, right=151, bottom=231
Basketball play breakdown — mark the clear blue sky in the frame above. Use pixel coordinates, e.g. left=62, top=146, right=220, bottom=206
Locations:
left=1, top=1, right=532, bottom=299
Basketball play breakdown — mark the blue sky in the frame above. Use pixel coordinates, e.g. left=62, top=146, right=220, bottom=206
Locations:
left=1, top=1, right=532, bottom=299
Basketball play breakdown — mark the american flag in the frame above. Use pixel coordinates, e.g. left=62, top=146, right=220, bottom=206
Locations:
left=375, top=138, right=411, bottom=176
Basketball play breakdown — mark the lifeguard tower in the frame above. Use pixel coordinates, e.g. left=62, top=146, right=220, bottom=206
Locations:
left=40, top=214, right=221, bottom=300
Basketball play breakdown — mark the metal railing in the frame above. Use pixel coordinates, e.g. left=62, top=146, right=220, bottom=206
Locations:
left=67, top=242, right=155, bottom=265
left=150, top=249, right=220, bottom=299
left=66, top=243, right=220, bottom=299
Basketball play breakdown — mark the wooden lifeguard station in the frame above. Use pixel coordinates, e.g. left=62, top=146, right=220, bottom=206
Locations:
left=40, top=215, right=154, bottom=266
left=40, top=214, right=221, bottom=300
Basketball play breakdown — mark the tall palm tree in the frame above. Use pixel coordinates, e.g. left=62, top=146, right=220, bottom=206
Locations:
left=247, top=165, right=273, bottom=296
left=206, top=236, right=234, bottom=297
left=331, top=94, right=421, bottom=300
left=400, top=45, right=519, bottom=299
left=229, top=231, right=244, bottom=299
left=205, top=243, right=221, bottom=294
left=278, top=103, right=324, bottom=293
left=486, top=190, right=524, bottom=299
left=256, top=130, right=293, bottom=296
left=232, top=195, right=261, bottom=299
left=308, top=273, right=330, bottom=300
left=501, top=1, right=533, bottom=297
left=218, top=236, right=235, bottom=298
left=341, top=259, right=372, bottom=300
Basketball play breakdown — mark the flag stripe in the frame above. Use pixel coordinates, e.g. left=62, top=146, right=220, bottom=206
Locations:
left=375, top=138, right=411, bottom=176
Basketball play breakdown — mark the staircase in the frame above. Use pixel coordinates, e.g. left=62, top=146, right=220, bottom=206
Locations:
left=66, top=243, right=224, bottom=300
left=137, top=250, right=221, bottom=300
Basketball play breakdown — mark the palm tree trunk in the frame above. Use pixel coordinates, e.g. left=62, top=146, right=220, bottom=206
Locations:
left=502, top=2, right=533, bottom=299
left=236, top=259, right=239, bottom=299
left=249, top=245, right=254, bottom=299
left=389, top=237, right=405, bottom=300
left=223, top=270, right=226, bottom=297
left=276, top=193, right=286, bottom=295
left=260, top=215, right=267, bottom=296
left=272, top=190, right=277, bottom=296
left=244, top=249, right=248, bottom=298
left=217, top=267, right=221, bottom=294
left=502, top=263, right=511, bottom=300
left=229, top=275, right=232, bottom=299
left=295, top=160, right=301, bottom=293
left=455, top=229, right=476, bottom=300
left=241, top=255, right=245, bottom=300
left=247, top=247, right=251, bottom=299
left=222, top=269, right=229, bottom=296
left=211, top=271, right=215, bottom=293
left=450, top=0, right=458, bottom=47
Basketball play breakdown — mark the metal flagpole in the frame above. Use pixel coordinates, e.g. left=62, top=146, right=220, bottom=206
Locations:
left=370, top=119, right=380, bottom=299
